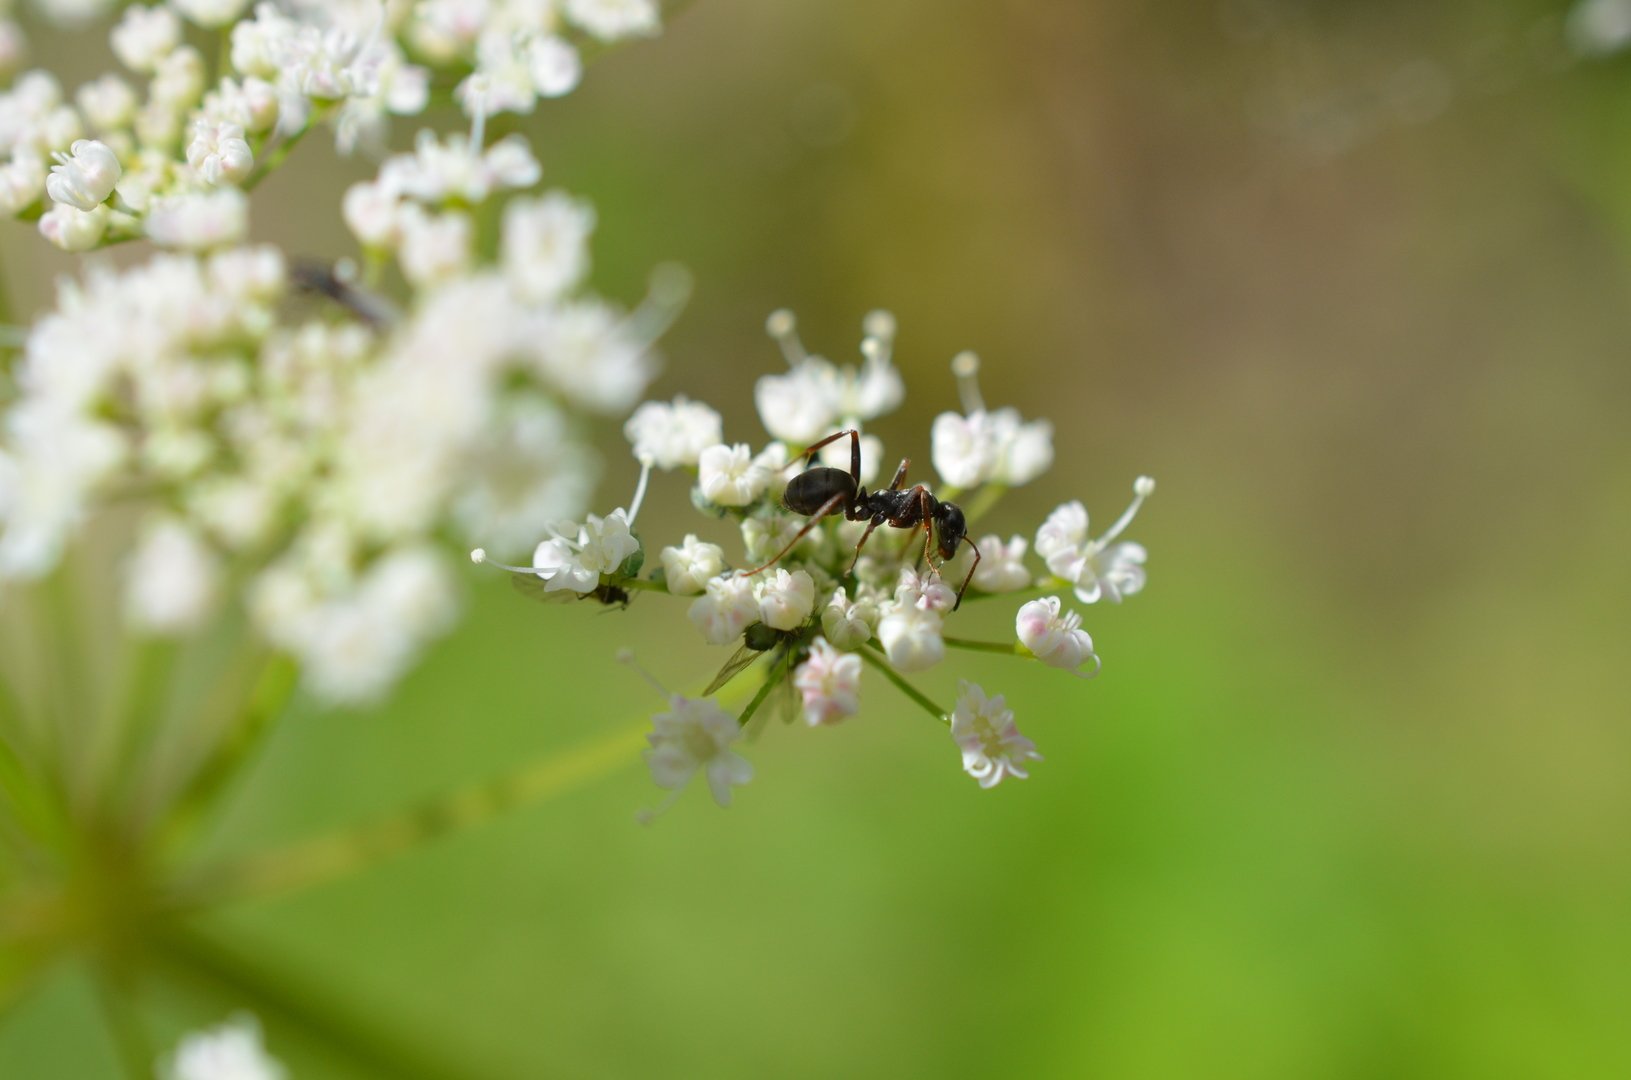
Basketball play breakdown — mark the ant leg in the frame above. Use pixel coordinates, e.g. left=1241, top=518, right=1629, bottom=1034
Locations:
left=791, top=429, right=860, bottom=477
left=916, top=488, right=939, bottom=570
left=952, top=536, right=982, bottom=612
left=887, top=458, right=910, bottom=492
left=738, top=492, right=847, bottom=576
left=847, top=517, right=885, bottom=574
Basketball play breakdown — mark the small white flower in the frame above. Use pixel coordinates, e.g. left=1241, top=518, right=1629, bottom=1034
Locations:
left=753, top=362, right=837, bottom=445
left=161, top=1013, right=284, bottom=1080
left=397, top=207, right=473, bottom=287
left=624, top=397, right=722, bottom=470
left=687, top=572, right=759, bottom=644
left=202, top=76, right=280, bottom=134
left=525, top=509, right=639, bottom=595
left=894, top=567, right=956, bottom=614
left=793, top=638, right=862, bottom=726
left=1015, top=596, right=1098, bottom=673
left=125, top=517, right=220, bottom=633
left=75, top=75, right=137, bottom=132
left=876, top=604, right=944, bottom=673
left=660, top=534, right=725, bottom=596
left=530, top=35, right=582, bottom=97
left=950, top=681, right=1041, bottom=789
left=111, top=4, right=181, bottom=73
left=146, top=188, right=248, bottom=250
left=151, top=45, right=206, bottom=109
left=342, top=179, right=402, bottom=248
left=697, top=442, right=771, bottom=507
left=45, top=139, right=120, bottom=210
left=970, top=534, right=1031, bottom=593
left=1034, top=477, right=1154, bottom=604
left=644, top=693, right=752, bottom=807
left=0, top=151, right=46, bottom=216
left=502, top=191, right=595, bottom=303
left=755, top=567, right=815, bottom=630
left=931, top=407, right=1053, bottom=489
left=820, top=585, right=875, bottom=649
left=565, top=0, right=662, bottom=41
left=38, top=203, right=108, bottom=250
left=186, top=120, right=253, bottom=185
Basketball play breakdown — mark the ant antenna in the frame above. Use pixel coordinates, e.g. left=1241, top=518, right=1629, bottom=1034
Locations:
left=765, top=309, right=808, bottom=367
left=951, top=351, right=985, bottom=413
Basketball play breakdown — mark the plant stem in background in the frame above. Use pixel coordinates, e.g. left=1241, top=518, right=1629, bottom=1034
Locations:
left=172, top=721, right=649, bottom=908
left=93, top=969, right=155, bottom=1080
left=859, top=645, right=948, bottom=725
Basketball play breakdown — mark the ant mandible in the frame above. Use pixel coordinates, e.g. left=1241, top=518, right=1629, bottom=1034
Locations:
left=740, top=429, right=983, bottom=610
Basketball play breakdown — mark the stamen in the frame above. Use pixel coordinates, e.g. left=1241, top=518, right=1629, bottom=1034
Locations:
left=617, top=648, right=671, bottom=699
left=624, top=263, right=694, bottom=346
left=1097, top=476, right=1155, bottom=546
left=469, top=548, right=541, bottom=576
left=765, top=308, right=808, bottom=367
left=951, top=351, right=985, bottom=413
left=625, top=457, right=653, bottom=526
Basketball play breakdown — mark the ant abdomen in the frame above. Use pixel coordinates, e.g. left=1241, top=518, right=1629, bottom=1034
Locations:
left=783, top=467, right=856, bottom=516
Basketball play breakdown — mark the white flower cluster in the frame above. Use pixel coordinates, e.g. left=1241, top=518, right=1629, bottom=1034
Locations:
left=0, top=0, right=663, bottom=251
left=0, top=107, right=670, bottom=703
left=474, top=312, right=1157, bottom=807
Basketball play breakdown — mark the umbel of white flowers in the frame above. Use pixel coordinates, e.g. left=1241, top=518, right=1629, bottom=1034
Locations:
left=474, top=311, right=1157, bottom=811
left=0, top=0, right=664, bottom=249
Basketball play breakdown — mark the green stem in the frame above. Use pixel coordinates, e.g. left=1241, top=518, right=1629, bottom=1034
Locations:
left=171, top=721, right=648, bottom=909
left=620, top=576, right=671, bottom=593
left=93, top=969, right=155, bottom=1080
left=858, top=645, right=948, bottom=725
left=736, top=649, right=792, bottom=728
left=243, top=107, right=327, bottom=191
left=152, top=924, right=489, bottom=1080
left=155, top=654, right=298, bottom=853
left=942, top=636, right=1024, bottom=657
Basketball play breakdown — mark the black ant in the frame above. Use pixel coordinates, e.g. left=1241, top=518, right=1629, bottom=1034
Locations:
left=741, top=430, right=982, bottom=610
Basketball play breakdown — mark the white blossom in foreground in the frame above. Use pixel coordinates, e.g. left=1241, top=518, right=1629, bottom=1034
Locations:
left=1015, top=596, right=1099, bottom=674
left=644, top=694, right=753, bottom=807
left=756, top=567, right=815, bottom=631
left=698, top=442, right=771, bottom=507
left=37, top=202, right=108, bottom=250
left=45, top=138, right=119, bottom=209
left=660, top=534, right=725, bottom=596
left=160, top=1014, right=285, bottom=1080
left=1034, top=477, right=1155, bottom=604
left=503, top=191, right=595, bottom=303
left=145, top=188, right=248, bottom=250
left=950, top=681, right=1041, bottom=789
left=793, top=638, right=861, bottom=726
left=687, top=572, right=760, bottom=645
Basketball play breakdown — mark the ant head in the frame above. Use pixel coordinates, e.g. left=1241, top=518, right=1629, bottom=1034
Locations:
left=934, top=502, right=966, bottom=560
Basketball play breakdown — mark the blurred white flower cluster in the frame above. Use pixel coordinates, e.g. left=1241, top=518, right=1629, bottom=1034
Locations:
left=475, top=311, right=1156, bottom=806
left=0, top=0, right=660, bottom=251
left=161, top=1013, right=284, bottom=1080
left=0, top=1, right=675, bottom=705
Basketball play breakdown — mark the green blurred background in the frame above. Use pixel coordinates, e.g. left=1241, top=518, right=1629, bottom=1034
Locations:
left=4, top=0, right=1631, bottom=1075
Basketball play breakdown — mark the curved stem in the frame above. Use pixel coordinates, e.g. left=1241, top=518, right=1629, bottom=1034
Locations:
left=942, top=636, right=1023, bottom=657
left=858, top=644, right=947, bottom=725
left=170, top=721, right=649, bottom=909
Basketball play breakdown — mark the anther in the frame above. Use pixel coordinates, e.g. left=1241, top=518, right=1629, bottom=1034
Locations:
left=469, top=548, right=540, bottom=575
left=863, top=309, right=896, bottom=342
left=1098, top=476, right=1156, bottom=547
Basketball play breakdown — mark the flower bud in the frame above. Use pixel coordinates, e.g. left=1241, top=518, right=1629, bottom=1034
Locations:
left=45, top=139, right=120, bottom=210
left=755, top=568, right=815, bottom=631
left=38, top=203, right=109, bottom=251
left=660, top=535, right=725, bottom=596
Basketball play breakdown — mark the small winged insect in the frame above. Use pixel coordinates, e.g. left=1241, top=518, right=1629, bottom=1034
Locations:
left=742, top=428, right=983, bottom=609
left=507, top=572, right=632, bottom=611
left=290, top=258, right=400, bottom=328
